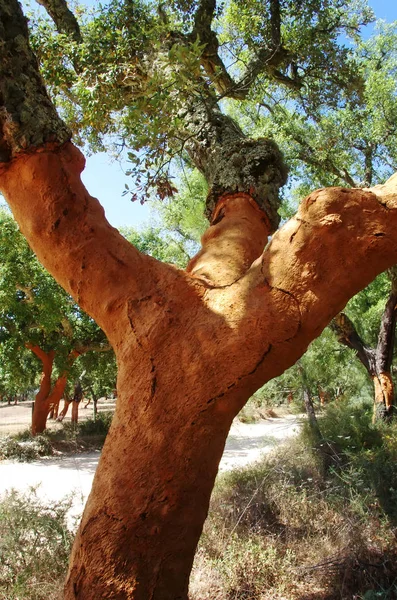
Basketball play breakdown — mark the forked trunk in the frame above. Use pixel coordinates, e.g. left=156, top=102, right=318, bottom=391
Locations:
left=29, top=346, right=55, bottom=435
left=3, top=11, right=397, bottom=591
left=32, top=375, right=67, bottom=434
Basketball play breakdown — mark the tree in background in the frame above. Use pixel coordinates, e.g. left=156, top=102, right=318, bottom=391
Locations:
left=0, top=209, right=110, bottom=434
left=331, top=270, right=397, bottom=421
left=2, top=0, right=397, bottom=597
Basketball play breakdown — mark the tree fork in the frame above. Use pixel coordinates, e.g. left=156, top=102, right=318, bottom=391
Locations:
left=4, top=1, right=397, bottom=595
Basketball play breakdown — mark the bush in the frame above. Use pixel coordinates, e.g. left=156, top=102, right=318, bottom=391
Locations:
left=0, top=489, right=73, bottom=600
left=191, top=414, right=397, bottom=600
left=77, top=411, right=113, bottom=436
left=0, top=432, right=53, bottom=461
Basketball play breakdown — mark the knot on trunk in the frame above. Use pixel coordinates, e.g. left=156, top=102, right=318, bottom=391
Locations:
left=205, top=137, right=288, bottom=232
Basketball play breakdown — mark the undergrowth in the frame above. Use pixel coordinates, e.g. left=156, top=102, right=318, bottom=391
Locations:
left=191, top=400, right=397, bottom=600
left=2, top=401, right=397, bottom=598
left=0, top=411, right=113, bottom=461
left=0, top=489, right=73, bottom=600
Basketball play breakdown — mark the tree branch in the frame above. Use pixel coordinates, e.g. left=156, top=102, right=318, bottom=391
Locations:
left=245, top=176, right=397, bottom=384
left=35, top=0, right=82, bottom=42
left=330, top=312, right=375, bottom=375
left=0, top=0, right=71, bottom=161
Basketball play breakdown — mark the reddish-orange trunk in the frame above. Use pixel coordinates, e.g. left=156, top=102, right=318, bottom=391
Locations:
left=27, top=343, right=75, bottom=434
left=3, top=145, right=397, bottom=597
left=372, top=372, right=394, bottom=422
left=28, top=346, right=55, bottom=435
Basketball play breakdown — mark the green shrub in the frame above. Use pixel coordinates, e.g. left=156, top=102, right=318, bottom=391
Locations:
left=0, top=432, right=53, bottom=461
left=191, top=421, right=397, bottom=600
left=0, top=489, right=73, bottom=600
left=77, top=411, right=113, bottom=436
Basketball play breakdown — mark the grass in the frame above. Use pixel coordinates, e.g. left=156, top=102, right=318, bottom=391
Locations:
left=1, top=400, right=397, bottom=598
left=190, top=400, right=397, bottom=600
left=0, top=411, right=113, bottom=461
left=0, top=489, right=73, bottom=600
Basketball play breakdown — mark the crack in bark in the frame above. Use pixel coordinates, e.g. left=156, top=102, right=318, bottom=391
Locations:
left=81, top=508, right=127, bottom=537
left=127, top=300, right=157, bottom=405
left=200, top=343, right=273, bottom=413
left=108, top=249, right=127, bottom=267
left=262, top=277, right=302, bottom=342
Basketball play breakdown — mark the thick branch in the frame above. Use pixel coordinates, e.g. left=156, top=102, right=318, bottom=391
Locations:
left=243, top=175, right=397, bottom=384
left=26, top=343, right=55, bottom=402
left=35, top=0, right=82, bottom=42
left=0, top=143, right=157, bottom=342
left=330, top=312, right=375, bottom=375
left=183, top=97, right=288, bottom=229
left=0, top=0, right=71, bottom=161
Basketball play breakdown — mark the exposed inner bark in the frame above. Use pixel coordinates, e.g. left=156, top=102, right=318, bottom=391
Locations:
left=331, top=273, right=397, bottom=421
left=27, top=343, right=79, bottom=434
left=1, top=144, right=397, bottom=597
left=2, top=1, right=396, bottom=593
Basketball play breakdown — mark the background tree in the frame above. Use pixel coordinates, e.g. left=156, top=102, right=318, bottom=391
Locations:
left=0, top=208, right=110, bottom=433
left=330, top=269, right=397, bottom=421
left=1, top=0, right=397, bottom=598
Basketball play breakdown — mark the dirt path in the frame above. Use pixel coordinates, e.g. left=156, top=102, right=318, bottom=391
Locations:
left=0, top=415, right=301, bottom=527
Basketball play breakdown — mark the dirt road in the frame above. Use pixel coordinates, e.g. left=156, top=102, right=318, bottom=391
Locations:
left=0, top=415, right=301, bottom=527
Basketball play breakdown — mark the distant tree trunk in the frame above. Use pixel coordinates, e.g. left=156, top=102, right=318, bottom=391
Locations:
left=331, top=273, right=397, bottom=422
left=57, top=398, right=71, bottom=422
left=88, top=387, right=98, bottom=420
left=71, top=382, right=83, bottom=424
left=298, top=362, right=332, bottom=472
left=26, top=344, right=79, bottom=434
left=318, top=387, right=328, bottom=407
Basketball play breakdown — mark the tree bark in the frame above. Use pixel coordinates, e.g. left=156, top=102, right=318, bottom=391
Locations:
left=26, top=344, right=55, bottom=435
left=3, top=0, right=397, bottom=592
left=373, top=372, right=394, bottom=421
left=331, top=275, right=397, bottom=421
left=2, top=143, right=397, bottom=596
left=26, top=344, right=78, bottom=434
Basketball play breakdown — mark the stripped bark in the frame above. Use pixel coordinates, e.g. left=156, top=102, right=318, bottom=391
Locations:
left=2, top=0, right=397, bottom=595
left=331, top=274, right=397, bottom=421
left=26, top=343, right=79, bottom=434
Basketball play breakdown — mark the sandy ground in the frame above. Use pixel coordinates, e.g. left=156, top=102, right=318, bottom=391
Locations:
left=0, top=399, right=116, bottom=436
left=0, top=415, right=301, bottom=527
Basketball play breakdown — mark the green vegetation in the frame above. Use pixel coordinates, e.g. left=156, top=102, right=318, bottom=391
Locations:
left=191, top=401, right=397, bottom=600
left=0, top=411, right=113, bottom=461
left=0, top=490, right=73, bottom=600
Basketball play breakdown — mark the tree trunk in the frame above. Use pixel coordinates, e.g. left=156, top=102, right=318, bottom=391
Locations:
left=71, top=401, right=79, bottom=424
left=27, top=345, right=55, bottom=435
left=1, top=142, right=397, bottom=598
left=27, top=344, right=76, bottom=434
left=372, top=371, right=394, bottom=421
left=66, top=369, right=247, bottom=598
left=57, top=399, right=71, bottom=422
left=4, top=3, right=397, bottom=593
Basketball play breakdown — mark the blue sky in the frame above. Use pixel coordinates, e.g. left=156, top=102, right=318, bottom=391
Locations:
left=3, top=1, right=396, bottom=229
left=82, top=0, right=397, bottom=230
